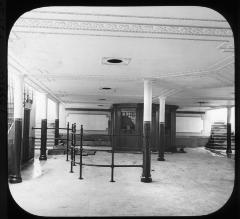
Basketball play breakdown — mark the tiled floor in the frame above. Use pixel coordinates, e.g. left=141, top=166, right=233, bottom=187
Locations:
left=9, top=147, right=235, bottom=216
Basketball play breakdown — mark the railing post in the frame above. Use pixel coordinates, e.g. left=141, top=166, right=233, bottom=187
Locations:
left=66, top=122, right=69, bottom=161
left=70, top=123, right=74, bottom=173
left=79, top=124, right=83, bottom=180
left=71, top=124, right=74, bottom=161
left=73, top=123, right=76, bottom=166
left=39, top=119, right=47, bottom=160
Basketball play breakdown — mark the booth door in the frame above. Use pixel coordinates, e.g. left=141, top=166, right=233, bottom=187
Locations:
left=118, top=107, right=139, bottom=150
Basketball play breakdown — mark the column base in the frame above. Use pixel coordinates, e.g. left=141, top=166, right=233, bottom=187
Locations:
left=9, top=175, right=22, bottom=184
left=141, top=176, right=152, bottom=183
left=39, top=155, right=47, bottom=160
left=157, top=157, right=165, bottom=161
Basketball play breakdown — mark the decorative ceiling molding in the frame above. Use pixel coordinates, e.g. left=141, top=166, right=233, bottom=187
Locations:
left=207, top=54, right=234, bottom=70
left=13, top=17, right=233, bottom=41
left=31, top=74, right=143, bottom=82
left=8, top=53, right=63, bottom=103
left=152, top=88, right=183, bottom=99
left=14, top=30, right=231, bottom=42
left=217, top=41, right=234, bottom=53
left=8, top=31, right=20, bottom=43
left=30, top=10, right=227, bottom=23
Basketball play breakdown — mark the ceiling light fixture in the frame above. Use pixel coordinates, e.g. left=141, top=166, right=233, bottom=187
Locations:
left=107, top=58, right=123, bottom=63
left=100, top=87, right=112, bottom=90
left=102, top=57, right=131, bottom=65
left=99, top=98, right=106, bottom=101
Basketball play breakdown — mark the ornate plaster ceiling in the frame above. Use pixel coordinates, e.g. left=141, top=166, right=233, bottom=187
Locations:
left=8, top=6, right=234, bottom=111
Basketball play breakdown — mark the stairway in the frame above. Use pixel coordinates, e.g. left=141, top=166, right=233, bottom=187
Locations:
left=205, top=122, right=235, bottom=150
left=34, top=122, right=55, bottom=150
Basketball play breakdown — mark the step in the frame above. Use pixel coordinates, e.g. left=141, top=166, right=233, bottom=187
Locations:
left=209, top=136, right=235, bottom=140
left=210, top=136, right=235, bottom=139
left=211, top=126, right=226, bottom=129
left=206, top=146, right=235, bottom=150
left=206, top=142, right=235, bottom=145
left=213, top=122, right=225, bottom=124
left=211, top=134, right=234, bottom=137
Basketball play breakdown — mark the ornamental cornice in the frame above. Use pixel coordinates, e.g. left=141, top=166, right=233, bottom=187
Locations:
left=13, top=17, right=233, bottom=38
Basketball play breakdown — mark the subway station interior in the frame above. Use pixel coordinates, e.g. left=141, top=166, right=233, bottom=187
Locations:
left=7, top=6, right=236, bottom=216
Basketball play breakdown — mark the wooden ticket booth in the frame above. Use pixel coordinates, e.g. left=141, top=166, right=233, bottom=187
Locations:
left=111, top=103, right=178, bottom=152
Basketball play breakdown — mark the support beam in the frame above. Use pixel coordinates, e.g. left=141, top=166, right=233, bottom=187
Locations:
left=158, top=97, right=166, bottom=161
left=9, top=74, right=24, bottom=183
left=226, top=107, right=232, bottom=155
left=39, top=93, right=48, bottom=160
left=141, top=80, right=152, bottom=183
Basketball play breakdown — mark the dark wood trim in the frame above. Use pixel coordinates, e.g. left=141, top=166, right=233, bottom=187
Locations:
left=9, top=119, right=22, bottom=183
left=113, top=103, right=138, bottom=108
left=55, top=119, right=59, bottom=146
left=170, top=109, right=177, bottom=152
left=141, top=121, right=152, bottom=183
left=158, top=122, right=165, bottom=161
left=22, top=109, right=30, bottom=164
left=177, top=111, right=205, bottom=114
left=66, top=108, right=112, bottom=112
left=39, top=119, right=47, bottom=160
left=226, top=123, right=232, bottom=154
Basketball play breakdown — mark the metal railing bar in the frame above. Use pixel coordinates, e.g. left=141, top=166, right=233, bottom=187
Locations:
left=82, top=163, right=112, bottom=167
left=114, top=164, right=143, bottom=167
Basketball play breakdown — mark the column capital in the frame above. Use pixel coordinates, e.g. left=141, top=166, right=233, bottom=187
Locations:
left=40, top=92, right=48, bottom=96
left=143, top=79, right=153, bottom=86
left=158, top=96, right=166, bottom=100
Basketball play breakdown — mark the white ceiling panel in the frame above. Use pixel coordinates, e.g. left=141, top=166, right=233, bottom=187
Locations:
left=8, top=6, right=234, bottom=110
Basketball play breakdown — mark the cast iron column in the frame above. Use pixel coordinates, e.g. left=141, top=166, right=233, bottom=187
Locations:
left=9, top=74, right=24, bottom=183
left=226, top=106, right=232, bottom=155
left=158, top=97, right=166, bottom=161
left=39, top=93, right=48, bottom=160
left=141, top=80, right=152, bottom=183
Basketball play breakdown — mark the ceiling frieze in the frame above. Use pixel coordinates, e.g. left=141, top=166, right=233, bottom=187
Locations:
left=217, top=42, right=234, bottom=53
left=13, top=17, right=233, bottom=39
